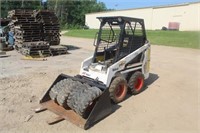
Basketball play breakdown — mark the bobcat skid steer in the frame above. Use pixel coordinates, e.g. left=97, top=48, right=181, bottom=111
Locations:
left=36, top=16, right=151, bottom=129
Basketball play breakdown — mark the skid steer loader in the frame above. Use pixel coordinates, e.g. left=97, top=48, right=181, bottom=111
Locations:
left=37, top=16, right=151, bottom=129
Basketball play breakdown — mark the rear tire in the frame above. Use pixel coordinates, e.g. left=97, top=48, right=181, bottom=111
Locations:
left=128, top=71, right=144, bottom=95
left=109, top=76, right=128, bottom=103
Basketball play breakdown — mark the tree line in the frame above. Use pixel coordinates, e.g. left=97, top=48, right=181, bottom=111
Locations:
left=1, top=0, right=110, bottom=29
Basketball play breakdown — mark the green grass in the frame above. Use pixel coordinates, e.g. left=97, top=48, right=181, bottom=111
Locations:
left=64, top=29, right=200, bottom=49
left=64, top=29, right=98, bottom=39
left=147, top=30, right=200, bottom=49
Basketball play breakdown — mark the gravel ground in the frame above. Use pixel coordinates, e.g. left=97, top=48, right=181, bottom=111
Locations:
left=0, top=36, right=199, bottom=133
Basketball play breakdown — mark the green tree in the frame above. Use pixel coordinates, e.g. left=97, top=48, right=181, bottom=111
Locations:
left=0, top=0, right=108, bottom=29
left=0, top=0, right=42, bottom=18
left=47, top=0, right=108, bottom=29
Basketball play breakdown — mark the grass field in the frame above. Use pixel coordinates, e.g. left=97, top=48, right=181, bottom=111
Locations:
left=64, top=30, right=200, bottom=49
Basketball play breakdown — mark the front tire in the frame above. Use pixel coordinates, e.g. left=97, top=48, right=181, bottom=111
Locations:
left=109, top=76, right=128, bottom=103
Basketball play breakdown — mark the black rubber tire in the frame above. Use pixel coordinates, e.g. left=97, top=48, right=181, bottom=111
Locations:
left=67, top=86, right=102, bottom=118
left=55, top=79, right=82, bottom=108
left=128, top=71, right=144, bottom=95
left=49, top=79, right=69, bottom=101
left=56, top=90, right=70, bottom=109
left=66, top=83, right=90, bottom=109
left=109, top=76, right=128, bottom=103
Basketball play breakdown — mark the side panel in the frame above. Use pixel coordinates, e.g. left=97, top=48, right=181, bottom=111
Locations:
left=106, top=43, right=150, bottom=87
left=142, top=43, right=151, bottom=79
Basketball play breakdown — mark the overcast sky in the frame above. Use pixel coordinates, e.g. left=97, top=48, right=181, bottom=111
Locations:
left=98, top=0, right=199, bottom=10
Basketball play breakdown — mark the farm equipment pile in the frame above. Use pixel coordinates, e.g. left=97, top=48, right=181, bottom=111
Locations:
left=34, top=10, right=60, bottom=46
left=7, top=9, right=67, bottom=57
left=36, top=16, right=151, bottom=129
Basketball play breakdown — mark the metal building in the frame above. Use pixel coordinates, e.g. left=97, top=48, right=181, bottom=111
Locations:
left=85, top=1, right=200, bottom=31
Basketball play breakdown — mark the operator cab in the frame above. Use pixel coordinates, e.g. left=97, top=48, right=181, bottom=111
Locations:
left=90, top=16, right=147, bottom=71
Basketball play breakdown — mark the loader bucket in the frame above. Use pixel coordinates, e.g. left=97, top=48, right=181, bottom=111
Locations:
left=39, top=74, right=113, bottom=129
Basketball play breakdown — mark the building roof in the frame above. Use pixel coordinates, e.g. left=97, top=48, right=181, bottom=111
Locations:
left=86, top=1, right=200, bottom=15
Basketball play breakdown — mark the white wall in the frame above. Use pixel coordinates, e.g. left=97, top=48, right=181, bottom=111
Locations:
left=85, top=2, right=200, bottom=31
